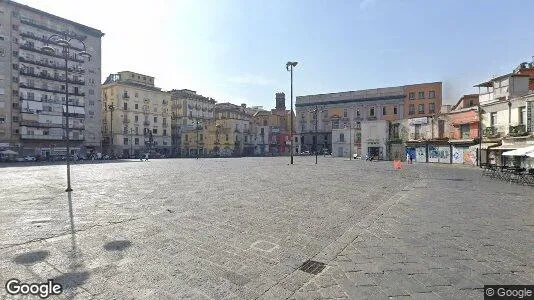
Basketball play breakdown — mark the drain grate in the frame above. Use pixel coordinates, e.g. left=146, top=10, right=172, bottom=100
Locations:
left=298, top=260, right=326, bottom=275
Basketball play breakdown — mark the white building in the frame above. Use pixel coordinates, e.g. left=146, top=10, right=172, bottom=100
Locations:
left=360, top=120, right=389, bottom=160
left=0, top=1, right=103, bottom=158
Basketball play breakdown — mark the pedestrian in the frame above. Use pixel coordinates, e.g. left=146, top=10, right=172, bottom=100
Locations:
left=410, top=154, right=413, bottom=164
left=144, top=153, right=149, bottom=161
left=365, top=154, right=369, bottom=161
left=406, top=153, right=410, bottom=164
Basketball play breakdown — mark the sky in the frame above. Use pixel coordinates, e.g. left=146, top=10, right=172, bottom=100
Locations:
left=15, top=0, right=534, bottom=109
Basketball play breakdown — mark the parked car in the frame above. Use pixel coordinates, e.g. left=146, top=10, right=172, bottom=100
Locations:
left=24, top=156, right=36, bottom=161
left=15, top=157, right=25, bottom=162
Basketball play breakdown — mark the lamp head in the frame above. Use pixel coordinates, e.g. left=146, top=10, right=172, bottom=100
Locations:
left=41, top=45, right=55, bottom=54
left=77, top=51, right=91, bottom=61
left=56, top=39, right=70, bottom=47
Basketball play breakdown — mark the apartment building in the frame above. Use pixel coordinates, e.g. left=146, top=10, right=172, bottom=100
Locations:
left=0, top=0, right=103, bottom=158
left=169, top=89, right=216, bottom=157
left=296, top=82, right=441, bottom=158
left=101, top=71, right=171, bottom=158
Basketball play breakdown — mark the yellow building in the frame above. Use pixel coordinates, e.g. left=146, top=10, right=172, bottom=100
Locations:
left=101, top=71, right=171, bottom=157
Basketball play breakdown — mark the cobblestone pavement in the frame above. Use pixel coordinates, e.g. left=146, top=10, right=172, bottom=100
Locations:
left=0, top=157, right=532, bottom=299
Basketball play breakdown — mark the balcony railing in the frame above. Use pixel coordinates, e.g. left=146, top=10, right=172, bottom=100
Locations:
left=19, top=82, right=85, bottom=97
left=19, top=56, right=85, bottom=74
left=509, top=124, right=528, bottom=137
left=20, top=134, right=63, bottom=140
left=19, top=69, right=85, bottom=85
left=483, top=126, right=500, bottom=138
left=19, top=44, right=84, bottom=63
left=19, top=31, right=85, bottom=52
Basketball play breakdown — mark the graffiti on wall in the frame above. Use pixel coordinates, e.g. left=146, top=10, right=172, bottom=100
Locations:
left=416, top=147, right=426, bottom=162
left=452, top=147, right=464, bottom=164
left=428, top=146, right=450, bottom=163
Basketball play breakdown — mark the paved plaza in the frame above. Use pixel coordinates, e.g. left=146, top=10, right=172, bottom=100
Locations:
left=0, top=157, right=533, bottom=299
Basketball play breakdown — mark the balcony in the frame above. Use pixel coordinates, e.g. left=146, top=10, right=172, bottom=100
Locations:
left=143, top=121, right=150, bottom=125
left=367, top=116, right=377, bottom=121
left=20, top=31, right=85, bottom=52
left=509, top=124, right=528, bottom=137
left=18, top=56, right=84, bottom=74
left=20, top=134, right=63, bottom=140
left=483, top=127, right=500, bottom=138
left=19, top=44, right=84, bottom=63
left=20, top=120, right=63, bottom=128
left=20, top=18, right=87, bottom=43
left=19, top=69, right=85, bottom=86
left=123, top=94, right=130, bottom=99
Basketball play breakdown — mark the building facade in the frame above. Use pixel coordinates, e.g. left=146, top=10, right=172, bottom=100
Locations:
left=0, top=1, right=103, bottom=158
left=296, top=82, right=441, bottom=158
left=169, top=89, right=216, bottom=157
left=101, top=71, right=171, bottom=158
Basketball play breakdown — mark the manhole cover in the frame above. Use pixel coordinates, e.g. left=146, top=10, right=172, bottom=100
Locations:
left=298, top=260, right=326, bottom=275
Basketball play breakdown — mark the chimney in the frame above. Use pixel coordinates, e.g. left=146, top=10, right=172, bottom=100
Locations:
left=241, top=103, right=247, bottom=108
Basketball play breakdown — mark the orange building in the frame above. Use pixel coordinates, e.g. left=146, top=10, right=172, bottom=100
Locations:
left=403, top=82, right=442, bottom=118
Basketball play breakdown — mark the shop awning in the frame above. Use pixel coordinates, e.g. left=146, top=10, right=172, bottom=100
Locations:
left=502, top=145, right=534, bottom=156
left=479, top=142, right=499, bottom=149
left=492, top=144, right=528, bottom=150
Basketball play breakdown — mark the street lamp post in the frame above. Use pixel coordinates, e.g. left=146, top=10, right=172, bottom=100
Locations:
left=286, top=61, right=298, bottom=165
left=478, top=105, right=483, bottom=167
left=196, top=120, right=200, bottom=159
left=309, top=105, right=326, bottom=164
left=108, top=103, right=116, bottom=157
left=129, top=128, right=134, bottom=158
left=42, top=33, right=91, bottom=192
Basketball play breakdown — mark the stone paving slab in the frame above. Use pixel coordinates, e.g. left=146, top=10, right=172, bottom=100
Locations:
left=0, top=157, right=532, bottom=299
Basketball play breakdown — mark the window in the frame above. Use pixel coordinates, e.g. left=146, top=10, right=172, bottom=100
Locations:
left=123, top=126, right=128, bottom=134
left=490, top=112, right=497, bottom=126
left=154, top=117, right=157, bottom=123
left=429, top=90, right=436, bottom=99
left=356, top=109, right=360, bottom=117
left=409, top=92, right=415, bottom=100
left=135, top=127, right=139, bottom=134
left=12, top=24, right=18, bottom=31
left=225, top=134, right=229, bottom=141
left=163, top=118, right=167, bottom=125
left=152, top=128, right=158, bottom=134
left=185, top=135, right=188, bottom=141
left=200, top=134, right=203, bottom=140
left=414, top=124, right=421, bottom=139
left=429, top=103, right=435, bottom=113
left=12, top=102, right=18, bottom=109
left=135, top=104, right=138, bottom=109
left=332, top=119, right=340, bottom=129
left=392, top=124, right=400, bottom=139
left=12, top=63, right=18, bottom=70
left=393, top=106, right=398, bottom=115
left=339, top=133, right=344, bottom=142
left=418, top=91, right=425, bottom=99
left=418, top=104, right=425, bottom=114
left=135, top=138, right=139, bottom=145
left=409, top=104, right=415, bottom=115
left=135, top=92, right=138, bottom=98
left=123, top=103, right=127, bottom=110
left=343, top=109, right=347, bottom=118
left=519, top=107, right=526, bottom=125
left=89, top=89, right=94, bottom=95
left=89, top=100, right=95, bottom=106
left=163, top=129, right=167, bottom=136
left=153, top=107, right=157, bottom=112
left=134, top=115, right=138, bottom=122
left=12, top=116, right=18, bottom=122
left=369, top=107, right=375, bottom=117
left=295, top=136, right=298, bottom=142
left=382, top=107, right=387, bottom=115
left=356, top=122, right=361, bottom=129
left=123, top=138, right=128, bottom=145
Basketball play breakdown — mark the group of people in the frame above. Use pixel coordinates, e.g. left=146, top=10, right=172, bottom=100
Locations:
left=140, top=153, right=149, bottom=161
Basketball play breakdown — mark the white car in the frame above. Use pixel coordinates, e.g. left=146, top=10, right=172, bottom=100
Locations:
left=23, top=156, right=36, bottom=161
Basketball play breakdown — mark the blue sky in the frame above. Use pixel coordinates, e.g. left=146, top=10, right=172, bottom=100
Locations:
left=17, top=0, right=534, bottom=108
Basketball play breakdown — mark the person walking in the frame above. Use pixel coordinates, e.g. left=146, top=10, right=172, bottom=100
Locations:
left=144, top=153, right=149, bottom=161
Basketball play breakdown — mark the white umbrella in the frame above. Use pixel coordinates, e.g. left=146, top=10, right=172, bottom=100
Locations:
left=527, top=151, right=534, bottom=158
left=0, top=149, right=18, bottom=155
left=502, top=145, right=534, bottom=156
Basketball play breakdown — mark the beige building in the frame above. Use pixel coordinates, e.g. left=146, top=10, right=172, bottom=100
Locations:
left=0, top=1, right=103, bottom=158
left=169, top=89, right=216, bottom=157
left=102, top=71, right=171, bottom=158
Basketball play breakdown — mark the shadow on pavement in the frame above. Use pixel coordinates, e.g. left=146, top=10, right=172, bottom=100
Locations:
left=13, top=250, right=50, bottom=265
left=103, top=240, right=132, bottom=252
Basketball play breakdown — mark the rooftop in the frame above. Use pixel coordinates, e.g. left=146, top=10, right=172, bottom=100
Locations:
left=8, top=0, right=104, bottom=37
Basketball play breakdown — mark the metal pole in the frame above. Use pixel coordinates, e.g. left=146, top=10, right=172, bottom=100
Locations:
left=196, top=121, right=199, bottom=159
left=290, top=66, right=294, bottom=165
left=130, top=129, right=133, bottom=158
left=349, top=125, right=352, bottom=160
left=109, top=105, right=114, bottom=157
left=64, top=45, right=72, bottom=192
left=478, top=104, right=482, bottom=167
left=315, top=112, right=318, bottom=165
